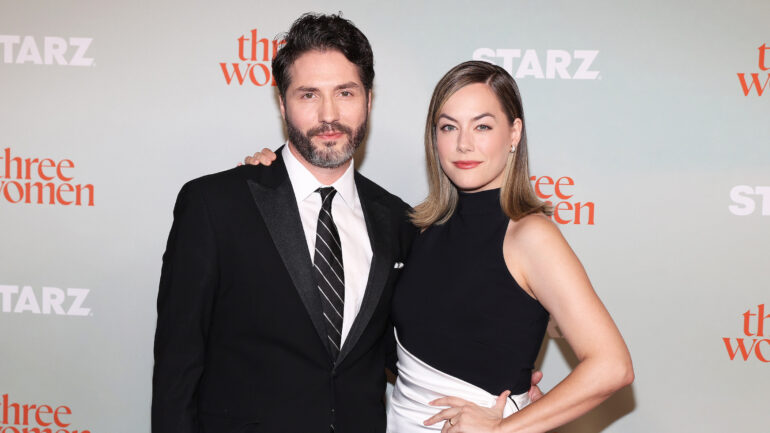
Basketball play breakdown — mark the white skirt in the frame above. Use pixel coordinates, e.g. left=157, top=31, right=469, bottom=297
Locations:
left=387, top=331, right=531, bottom=432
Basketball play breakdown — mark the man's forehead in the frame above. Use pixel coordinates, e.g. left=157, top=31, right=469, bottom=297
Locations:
left=287, top=49, right=363, bottom=89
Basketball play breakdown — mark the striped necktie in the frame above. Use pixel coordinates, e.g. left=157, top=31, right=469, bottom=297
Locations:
left=313, top=187, right=345, bottom=358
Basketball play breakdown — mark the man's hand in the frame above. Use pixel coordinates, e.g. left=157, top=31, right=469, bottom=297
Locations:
left=423, top=391, right=508, bottom=433
left=529, top=370, right=544, bottom=402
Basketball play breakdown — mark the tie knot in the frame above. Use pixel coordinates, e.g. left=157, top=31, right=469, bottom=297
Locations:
left=316, top=186, right=337, bottom=206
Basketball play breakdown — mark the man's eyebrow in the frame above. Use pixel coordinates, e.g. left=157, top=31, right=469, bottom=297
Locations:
left=335, top=82, right=360, bottom=90
left=294, top=86, right=319, bottom=93
left=293, top=83, right=360, bottom=93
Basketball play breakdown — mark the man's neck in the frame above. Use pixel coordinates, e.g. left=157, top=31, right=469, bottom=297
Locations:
left=287, top=142, right=351, bottom=186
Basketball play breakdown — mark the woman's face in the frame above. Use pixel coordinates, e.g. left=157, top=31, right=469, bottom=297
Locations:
left=435, top=83, right=521, bottom=193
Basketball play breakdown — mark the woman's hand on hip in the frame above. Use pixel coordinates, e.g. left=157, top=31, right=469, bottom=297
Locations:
left=423, top=391, right=509, bottom=433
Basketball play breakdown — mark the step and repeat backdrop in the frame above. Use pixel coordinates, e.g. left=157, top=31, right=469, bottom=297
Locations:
left=1, top=0, right=768, bottom=432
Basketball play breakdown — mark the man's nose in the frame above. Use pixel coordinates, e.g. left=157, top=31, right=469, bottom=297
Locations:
left=318, top=96, right=340, bottom=123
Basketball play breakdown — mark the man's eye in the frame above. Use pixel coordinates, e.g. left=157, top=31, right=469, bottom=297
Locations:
left=301, top=93, right=315, bottom=99
left=340, top=90, right=353, bottom=97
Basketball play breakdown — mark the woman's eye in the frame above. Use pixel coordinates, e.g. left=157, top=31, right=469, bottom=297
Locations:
left=476, top=124, right=491, bottom=131
left=439, top=124, right=456, bottom=132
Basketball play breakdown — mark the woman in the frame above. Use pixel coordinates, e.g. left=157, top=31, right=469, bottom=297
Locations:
left=385, top=60, right=633, bottom=432
left=247, top=61, right=633, bottom=433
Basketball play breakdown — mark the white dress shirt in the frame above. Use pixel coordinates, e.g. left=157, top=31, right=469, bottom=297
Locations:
left=282, top=144, right=373, bottom=345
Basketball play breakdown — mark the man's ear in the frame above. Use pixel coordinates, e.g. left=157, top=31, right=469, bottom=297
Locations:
left=367, top=89, right=373, bottom=115
left=279, top=95, right=286, bottom=121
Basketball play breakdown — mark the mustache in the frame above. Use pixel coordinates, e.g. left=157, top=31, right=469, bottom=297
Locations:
left=307, top=121, right=353, bottom=137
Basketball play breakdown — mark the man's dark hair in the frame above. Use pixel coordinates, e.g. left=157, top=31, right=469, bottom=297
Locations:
left=272, top=13, right=374, bottom=99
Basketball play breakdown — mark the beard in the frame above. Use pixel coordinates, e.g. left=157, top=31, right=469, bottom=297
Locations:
left=286, top=115, right=368, bottom=169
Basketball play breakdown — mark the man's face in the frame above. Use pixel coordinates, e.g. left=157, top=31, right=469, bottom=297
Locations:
left=280, top=50, right=371, bottom=169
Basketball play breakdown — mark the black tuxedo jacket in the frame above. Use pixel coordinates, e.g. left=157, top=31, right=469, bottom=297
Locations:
left=152, top=150, right=416, bottom=433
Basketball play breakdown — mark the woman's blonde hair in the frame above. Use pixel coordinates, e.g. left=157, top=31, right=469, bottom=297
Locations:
left=411, top=61, right=552, bottom=229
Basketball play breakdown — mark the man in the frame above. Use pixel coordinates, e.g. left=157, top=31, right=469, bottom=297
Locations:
left=153, top=13, right=415, bottom=433
left=153, top=13, right=541, bottom=433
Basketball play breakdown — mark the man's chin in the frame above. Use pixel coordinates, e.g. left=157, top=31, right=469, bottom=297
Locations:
left=312, top=150, right=353, bottom=168
left=309, top=139, right=354, bottom=162
left=311, top=136, right=347, bottom=149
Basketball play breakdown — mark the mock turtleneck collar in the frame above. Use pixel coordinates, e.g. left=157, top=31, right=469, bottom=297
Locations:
left=456, top=188, right=501, bottom=215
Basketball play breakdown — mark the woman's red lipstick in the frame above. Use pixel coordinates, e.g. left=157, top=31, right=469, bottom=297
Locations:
left=453, top=161, right=481, bottom=169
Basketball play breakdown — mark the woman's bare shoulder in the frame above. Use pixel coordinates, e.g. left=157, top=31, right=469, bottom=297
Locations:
left=507, top=213, right=564, bottom=245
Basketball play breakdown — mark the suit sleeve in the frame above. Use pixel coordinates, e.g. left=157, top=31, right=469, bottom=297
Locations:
left=385, top=201, right=418, bottom=375
left=384, top=320, right=398, bottom=375
left=152, top=182, right=219, bottom=433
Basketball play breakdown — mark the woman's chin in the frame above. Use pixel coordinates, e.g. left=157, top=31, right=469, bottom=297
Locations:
left=454, top=184, right=489, bottom=193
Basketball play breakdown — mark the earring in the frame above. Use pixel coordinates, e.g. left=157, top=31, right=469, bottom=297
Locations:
left=510, top=146, right=516, bottom=153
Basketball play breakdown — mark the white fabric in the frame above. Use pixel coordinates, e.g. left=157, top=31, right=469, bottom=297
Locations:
left=388, top=331, right=530, bottom=432
left=282, top=144, right=372, bottom=344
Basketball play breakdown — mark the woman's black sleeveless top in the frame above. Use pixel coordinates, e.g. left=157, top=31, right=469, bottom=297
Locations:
left=392, top=188, right=549, bottom=395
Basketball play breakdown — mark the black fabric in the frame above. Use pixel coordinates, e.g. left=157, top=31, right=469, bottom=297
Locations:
left=152, top=146, right=417, bottom=433
left=392, top=188, right=549, bottom=396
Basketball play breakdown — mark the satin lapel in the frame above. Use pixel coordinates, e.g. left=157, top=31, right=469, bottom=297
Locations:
left=246, top=168, right=330, bottom=356
left=337, top=180, right=392, bottom=365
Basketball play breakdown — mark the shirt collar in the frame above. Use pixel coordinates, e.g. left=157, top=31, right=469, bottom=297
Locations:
left=282, top=143, right=357, bottom=208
